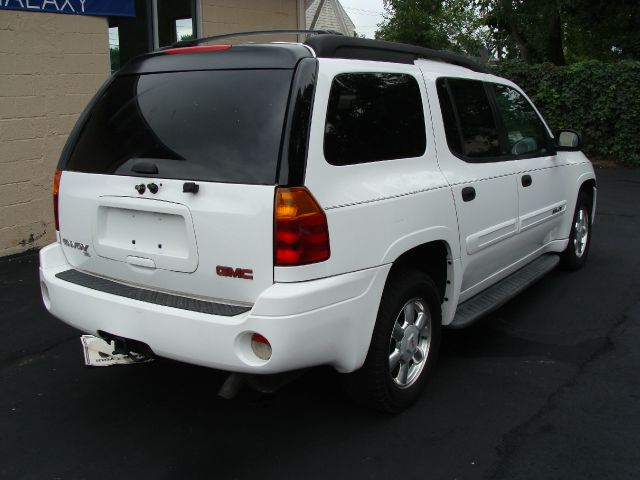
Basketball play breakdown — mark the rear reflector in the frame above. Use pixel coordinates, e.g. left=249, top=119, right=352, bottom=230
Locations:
left=53, top=169, right=62, bottom=231
left=251, top=333, right=272, bottom=361
left=275, top=187, right=330, bottom=266
left=164, top=45, right=232, bottom=55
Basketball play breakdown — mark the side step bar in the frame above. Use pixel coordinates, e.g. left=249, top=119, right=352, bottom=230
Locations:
left=449, top=254, right=560, bottom=329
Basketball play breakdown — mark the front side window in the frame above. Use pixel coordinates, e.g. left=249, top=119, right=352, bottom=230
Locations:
left=324, top=73, right=426, bottom=166
left=438, top=78, right=501, bottom=160
left=437, top=77, right=552, bottom=162
left=493, top=84, right=549, bottom=157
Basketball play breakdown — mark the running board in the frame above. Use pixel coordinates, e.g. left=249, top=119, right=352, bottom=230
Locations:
left=449, top=254, right=560, bottom=329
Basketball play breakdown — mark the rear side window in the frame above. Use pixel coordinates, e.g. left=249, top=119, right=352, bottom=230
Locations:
left=437, top=78, right=501, bottom=160
left=65, top=70, right=292, bottom=184
left=324, top=73, right=426, bottom=165
left=436, top=79, right=463, bottom=155
left=492, top=84, right=549, bottom=157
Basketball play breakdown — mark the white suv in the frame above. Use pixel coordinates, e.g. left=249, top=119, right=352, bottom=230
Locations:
left=39, top=33, right=596, bottom=412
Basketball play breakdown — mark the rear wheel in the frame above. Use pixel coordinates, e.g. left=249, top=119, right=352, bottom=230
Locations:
left=561, top=191, right=592, bottom=270
left=344, top=270, right=441, bottom=413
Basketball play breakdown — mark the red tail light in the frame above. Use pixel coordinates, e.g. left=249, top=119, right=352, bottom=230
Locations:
left=164, top=45, right=232, bottom=55
left=275, top=187, right=330, bottom=266
left=53, top=170, right=62, bottom=231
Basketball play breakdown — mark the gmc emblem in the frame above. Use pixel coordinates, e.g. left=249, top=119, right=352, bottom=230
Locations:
left=216, top=265, right=253, bottom=280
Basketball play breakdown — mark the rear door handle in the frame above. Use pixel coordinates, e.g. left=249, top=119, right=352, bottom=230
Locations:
left=521, top=175, right=532, bottom=187
left=126, top=256, right=156, bottom=269
left=461, top=186, right=476, bottom=202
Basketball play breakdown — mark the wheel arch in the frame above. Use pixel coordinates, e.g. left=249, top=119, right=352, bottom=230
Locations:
left=385, top=238, right=454, bottom=303
left=578, top=177, right=597, bottom=222
left=381, top=226, right=458, bottom=292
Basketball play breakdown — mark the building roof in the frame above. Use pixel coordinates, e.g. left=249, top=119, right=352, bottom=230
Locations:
left=306, top=0, right=356, bottom=37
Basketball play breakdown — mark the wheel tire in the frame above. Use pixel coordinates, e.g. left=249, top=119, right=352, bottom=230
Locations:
left=343, top=269, right=442, bottom=413
left=561, top=191, right=592, bottom=270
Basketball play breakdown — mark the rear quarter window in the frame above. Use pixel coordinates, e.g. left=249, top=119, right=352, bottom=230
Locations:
left=324, top=72, right=426, bottom=166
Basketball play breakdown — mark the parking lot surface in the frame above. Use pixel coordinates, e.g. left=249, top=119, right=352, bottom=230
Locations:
left=1, top=167, right=639, bottom=480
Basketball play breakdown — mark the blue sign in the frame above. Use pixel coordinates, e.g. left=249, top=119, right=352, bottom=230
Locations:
left=0, top=0, right=135, bottom=17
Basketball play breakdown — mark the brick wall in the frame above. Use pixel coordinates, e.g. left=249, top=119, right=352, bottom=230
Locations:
left=0, top=11, right=109, bottom=256
left=201, top=0, right=301, bottom=42
left=0, top=2, right=301, bottom=257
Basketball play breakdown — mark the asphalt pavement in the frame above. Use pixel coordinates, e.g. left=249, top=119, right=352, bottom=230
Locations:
left=1, top=166, right=639, bottom=480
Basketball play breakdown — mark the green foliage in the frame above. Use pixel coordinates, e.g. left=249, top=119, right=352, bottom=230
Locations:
left=564, top=0, right=640, bottom=62
left=378, top=0, right=640, bottom=65
left=478, top=0, right=565, bottom=64
left=376, top=0, right=489, bottom=56
left=109, top=47, right=120, bottom=73
left=493, top=60, right=640, bottom=163
left=377, top=0, right=451, bottom=50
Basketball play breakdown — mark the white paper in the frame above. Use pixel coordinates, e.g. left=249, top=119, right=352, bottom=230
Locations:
left=80, top=335, right=154, bottom=366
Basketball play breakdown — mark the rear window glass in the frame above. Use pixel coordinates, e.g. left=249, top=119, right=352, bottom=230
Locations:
left=324, top=73, right=426, bottom=165
left=66, top=70, right=293, bottom=184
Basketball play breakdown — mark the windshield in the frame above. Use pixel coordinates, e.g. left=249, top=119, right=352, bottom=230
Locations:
left=66, top=69, right=293, bottom=184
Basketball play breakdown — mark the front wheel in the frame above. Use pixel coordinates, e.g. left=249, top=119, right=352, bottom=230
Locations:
left=561, top=191, right=592, bottom=270
left=343, top=270, right=441, bottom=413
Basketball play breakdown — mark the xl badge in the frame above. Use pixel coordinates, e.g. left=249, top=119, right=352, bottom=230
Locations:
left=63, top=238, right=91, bottom=257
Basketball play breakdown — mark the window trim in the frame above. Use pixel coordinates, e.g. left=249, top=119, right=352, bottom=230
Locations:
left=436, top=76, right=557, bottom=164
left=323, top=71, right=428, bottom=167
left=152, top=0, right=201, bottom=49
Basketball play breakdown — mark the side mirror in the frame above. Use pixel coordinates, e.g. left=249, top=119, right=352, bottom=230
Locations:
left=556, top=129, right=582, bottom=151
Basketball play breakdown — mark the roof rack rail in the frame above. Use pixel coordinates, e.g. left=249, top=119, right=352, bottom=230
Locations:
left=171, top=29, right=342, bottom=48
left=304, top=35, right=486, bottom=73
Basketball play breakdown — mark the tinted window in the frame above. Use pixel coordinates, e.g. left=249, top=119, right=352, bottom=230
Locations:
left=324, top=73, right=426, bottom=165
left=66, top=70, right=292, bottom=184
left=445, top=78, right=501, bottom=159
left=436, top=79, right=463, bottom=155
left=493, top=84, right=549, bottom=157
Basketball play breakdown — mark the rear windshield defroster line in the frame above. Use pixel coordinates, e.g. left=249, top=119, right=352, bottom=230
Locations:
left=65, top=69, right=293, bottom=185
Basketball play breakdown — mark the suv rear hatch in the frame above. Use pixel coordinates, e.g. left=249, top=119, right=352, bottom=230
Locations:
left=56, top=44, right=314, bottom=305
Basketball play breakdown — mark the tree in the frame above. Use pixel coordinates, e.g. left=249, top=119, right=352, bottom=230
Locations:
left=377, top=0, right=639, bottom=65
left=477, top=0, right=565, bottom=65
left=376, top=0, right=453, bottom=51
left=376, top=0, right=490, bottom=56
left=563, top=0, right=640, bottom=62
left=479, top=0, right=640, bottom=64
left=109, top=47, right=120, bottom=73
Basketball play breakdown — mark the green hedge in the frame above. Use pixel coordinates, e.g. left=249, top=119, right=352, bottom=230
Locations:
left=492, top=60, right=640, bottom=164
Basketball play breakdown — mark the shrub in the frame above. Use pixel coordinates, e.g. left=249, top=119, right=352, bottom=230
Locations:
left=493, top=60, right=640, bottom=164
